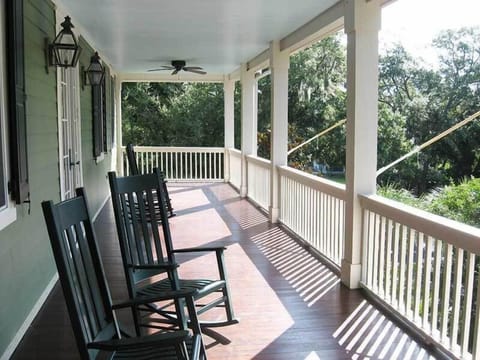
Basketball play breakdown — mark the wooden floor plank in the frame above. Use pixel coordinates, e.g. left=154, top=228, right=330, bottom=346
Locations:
left=11, top=183, right=435, bottom=359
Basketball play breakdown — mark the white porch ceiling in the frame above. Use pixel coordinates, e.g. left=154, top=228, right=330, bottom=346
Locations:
left=57, top=0, right=341, bottom=76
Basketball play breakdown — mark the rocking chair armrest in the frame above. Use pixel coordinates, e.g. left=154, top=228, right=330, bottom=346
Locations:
left=112, top=289, right=196, bottom=310
left=128, top=262, right=179, bottom=271
left=172, top=246, right=226, bottom=254
left=87, top=330, right=189, bottom=351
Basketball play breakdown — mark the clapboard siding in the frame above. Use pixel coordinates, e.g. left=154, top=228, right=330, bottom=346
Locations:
left=0, top=0, right=58, bottom=355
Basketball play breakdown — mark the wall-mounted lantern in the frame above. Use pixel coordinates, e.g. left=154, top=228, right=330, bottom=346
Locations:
left=45, top=16, right=81, bottom=72
left=84, top=52, right=105, bottom=87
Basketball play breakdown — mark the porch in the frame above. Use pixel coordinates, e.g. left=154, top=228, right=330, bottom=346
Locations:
left=12, top=182, right=433, bottom=359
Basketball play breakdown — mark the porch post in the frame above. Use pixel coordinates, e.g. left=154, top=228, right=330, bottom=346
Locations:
left=224, top=77, right=235, bottom=182
left=115, top=77, right=124, bottom=175
left=240, top=63, right=256, bottom=197
left=342, top=0, right=381, bottom=289
left=269, top=40, right=289, bottom=223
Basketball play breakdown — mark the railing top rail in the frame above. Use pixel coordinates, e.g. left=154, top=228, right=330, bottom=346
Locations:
left=278, top=165, right=346, bottom=200
left=246, top=154, right=271, bottom=168
left=228, top=148, right=242, bottom=156
left=122, top=146, right=225, bottom=153
left=360, top=194, right=480, bottom=254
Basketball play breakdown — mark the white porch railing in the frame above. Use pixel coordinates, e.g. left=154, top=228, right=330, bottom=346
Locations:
left=360, top=194, right=480, bottom=359
left=228, top=148, right=242, bottom=190
left=278, top=166, right=346, bottom=267
left=246, top=155, right=271, bottom=210
left=122, top=146, right=225, bottom=181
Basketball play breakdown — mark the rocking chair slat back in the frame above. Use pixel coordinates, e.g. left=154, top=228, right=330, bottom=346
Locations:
left=42, top=193, right=117, bottom=359
left=109, top=171, right=175, bottom=286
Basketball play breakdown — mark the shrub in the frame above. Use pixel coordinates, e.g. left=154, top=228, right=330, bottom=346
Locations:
left=427, top=177, right=480, bottom=227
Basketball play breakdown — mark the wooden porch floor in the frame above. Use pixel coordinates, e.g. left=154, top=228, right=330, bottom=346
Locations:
left=12, top=183, right=435, bottom=359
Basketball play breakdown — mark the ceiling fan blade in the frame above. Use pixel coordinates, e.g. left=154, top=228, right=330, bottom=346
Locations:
left=185, top=68, right=207, bottom=75
left=171, top=69, right=179, bottom=75
left=183, top=66, right=204, bottom=71
left=147, top=66, right=175, bottom=72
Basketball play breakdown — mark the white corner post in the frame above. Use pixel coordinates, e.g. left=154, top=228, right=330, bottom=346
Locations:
left=269, top=40, right=289, bottom=223
left=240, top=63, right=256, bottom=197
left=224, top=77, right=235, bottom=182
left=342, top=0, right=381, bottom=289
left=115, top=77, right=124, bottom=175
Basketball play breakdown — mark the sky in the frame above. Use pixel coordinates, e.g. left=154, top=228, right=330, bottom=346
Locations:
left=380, top=0, right=480, bottom=66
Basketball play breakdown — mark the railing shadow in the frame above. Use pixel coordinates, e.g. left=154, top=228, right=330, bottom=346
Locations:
left=166, top=183, right=436, bottom=359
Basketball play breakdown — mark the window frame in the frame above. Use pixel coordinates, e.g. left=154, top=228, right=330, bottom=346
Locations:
left=0, top=0, right=17, bottom=230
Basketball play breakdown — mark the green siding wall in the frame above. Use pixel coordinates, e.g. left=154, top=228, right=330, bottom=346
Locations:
left=0, top=0, right=58, bottom=355
left=0, top=1, right=115, bottom=356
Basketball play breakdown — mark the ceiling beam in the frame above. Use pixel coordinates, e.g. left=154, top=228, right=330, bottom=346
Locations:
left=280, top=0, right=345, bottom=53
left=247, top=49, right=269, bottom=72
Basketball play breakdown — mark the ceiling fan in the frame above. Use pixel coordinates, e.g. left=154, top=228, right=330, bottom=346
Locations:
left=148, top=60, right=206, bottom=75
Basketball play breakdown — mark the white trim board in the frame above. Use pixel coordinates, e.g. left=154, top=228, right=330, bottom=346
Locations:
left=92, top=194, right=110, bottom=221
left=0, top=273, right=59, bottom=360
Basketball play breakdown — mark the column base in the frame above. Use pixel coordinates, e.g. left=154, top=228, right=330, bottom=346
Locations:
left=240, top=185, right=247, bottom=198
left=340, top=259, right=362, bottom=289
left=269, top=206, right=279, bottom=223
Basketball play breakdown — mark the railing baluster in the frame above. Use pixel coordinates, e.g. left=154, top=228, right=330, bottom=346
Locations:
left=414, top=233, right=424, bottom=324
left=460, top=252, right=475, bottom=356
left=391, top=222, right=400, bottom=307
left=160, top=151, right=164, bottom=176
left=441, top=243, right=453, bottom=343
left=398, top=225, right=407, bottom=313
left=378, top=216, right=386, bottom=297
left=372, top=213, right=380, bottom=292
left=450, top=248, right=464, bottom=351
left=422, top=235, right=433, bottom=329
left=406, top=228, right=415, bottom=319
left=385, top=218, right=393, bottom=301
left=471, top=269, right=480, bottom=359
left=431, top=238, right=442, bottom=335
left=366, top=210, right=375, bottom=287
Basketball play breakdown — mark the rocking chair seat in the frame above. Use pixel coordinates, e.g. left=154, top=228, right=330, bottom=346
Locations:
left=88, top=331, right=201, bottom=359
left=137, top=278, right=227, bottom=299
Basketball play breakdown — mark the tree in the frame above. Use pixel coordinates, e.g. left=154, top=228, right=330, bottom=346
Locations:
left=287, top=34, right=347, bottom=170
left=122, top=82, right=224, bottom=147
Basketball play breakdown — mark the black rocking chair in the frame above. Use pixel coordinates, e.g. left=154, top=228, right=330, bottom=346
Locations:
left=42, top=189, right=206, bottom=359
left=125, top=143, right=175, bottom=217
left=108, top=168, right=238, bottom=336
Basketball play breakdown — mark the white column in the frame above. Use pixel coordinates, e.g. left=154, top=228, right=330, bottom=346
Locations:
left=269, top=41, right=289, bottom=223
left=115, top=77, right=124, bottom=175
left=224, top=78, right=235, bottom=182
left=342, top=0, right=381, bottom=289
left=240, top=64, right=256, bottom=197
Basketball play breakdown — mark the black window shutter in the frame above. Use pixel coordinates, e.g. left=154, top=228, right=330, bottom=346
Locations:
left=110, top=76, right=115, bottom=150
left=6, top=0, right=29, bottom=204
left=92, top=83, right=104, bottom=158
left=102, top=76, right=108, bottom=152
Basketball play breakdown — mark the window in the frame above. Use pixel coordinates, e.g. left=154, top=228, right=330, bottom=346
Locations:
left=0, top=0, right=17, bottom=230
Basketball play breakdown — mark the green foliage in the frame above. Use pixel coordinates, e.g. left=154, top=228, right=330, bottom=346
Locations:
left=379, top=177, right=480, bottom=227
left=427, top=177, right=480, bottom=227
left=122, top=82, right=224, bottom=147
left=287, top=35, right=347, bottom=169
left=377, top=27, right=480, bottom=194
left=377, top=183, right=425, bottom=208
